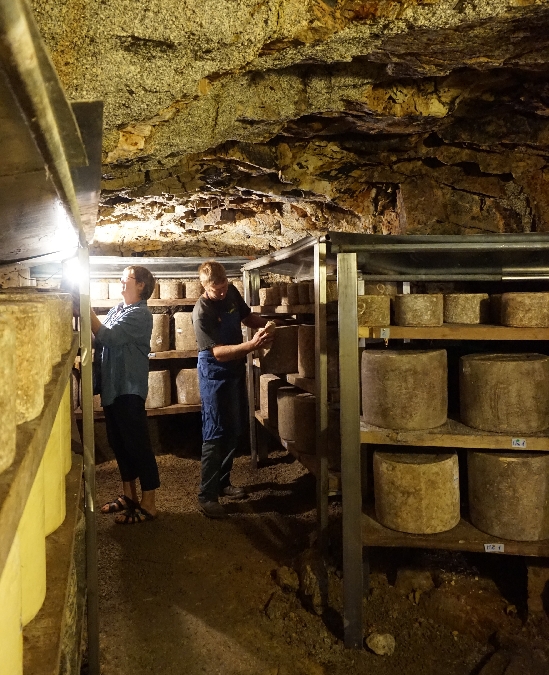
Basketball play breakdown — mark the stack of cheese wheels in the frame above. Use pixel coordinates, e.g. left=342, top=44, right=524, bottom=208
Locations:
left=394, top=294, right=443, bottom=326
left=159, top=279, right=183, bottom=299
left=174, top=312, right=198, bottom=350
left=176, top=368, right=201, bottom=405
left=18, top=461, right=46, bottom=625
left=44, top=409, right=66, bottom=535
left=298, top=325, right=315, bottom=378
left=468, top=451, right=549, bottom=540
left=0, top=317, right=16, bottom=474
left=277, top=387, right=316, bottom=454
left=146, top=370, right=171, bottom=408
left=443, top=293, right=489, bottom=324
left=374, top=450, right=460, bottom=534
left=460, top=353, right=549, bottom=433
left=362, top=349, right=448, bottom=430
left=0, top=291, right=56, bottom=381
left=501, top=292, right=549, bottom=327
left=0, top=534, right=22, bottom=675
left=185, top=281, right=203, bottom=299
left=151, top=314, right=169, bottom=352
left=0, top=301, right=49, bottom=423
left=259, top=325, right=299, bottom=374
left=357, top=295, right=391, bottom=326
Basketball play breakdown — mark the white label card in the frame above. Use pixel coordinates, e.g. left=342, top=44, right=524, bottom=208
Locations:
left=484, top=543, right=504, bottom=553
left=380, top=328, right=390, bottom=339
left=511, top=438, right=526, bottom=449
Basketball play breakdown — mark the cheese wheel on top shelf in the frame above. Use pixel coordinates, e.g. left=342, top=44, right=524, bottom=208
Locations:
left=394, top=294, right=443, bottom=326
left=159, top=279, right=183, bottom=299
left=259, top=287, right=280, bottom=306
left=185, top=281, right=203, bottom=299
left=297, top=282, right=310, bottom=305
left=286, top=283, right=300, bottom=306
left=357, top=295, right=390, bottom=327
left=443, top=293, right=489, bottom=324
left=501, top=293, right=549, bottom=327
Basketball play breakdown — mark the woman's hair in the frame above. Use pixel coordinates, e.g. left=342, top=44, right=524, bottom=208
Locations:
left=198, top=260, right=227, bottom=286
left=125, top=265, right=156, bottom=300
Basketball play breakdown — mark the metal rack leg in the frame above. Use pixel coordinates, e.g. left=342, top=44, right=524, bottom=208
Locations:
left=338, top=253, right=363, bottom=649
left=244, top=270, right=261, bottom=469
left=314, top=242, right=329, bottom=546
left=78, top=246, right=100, bottom=674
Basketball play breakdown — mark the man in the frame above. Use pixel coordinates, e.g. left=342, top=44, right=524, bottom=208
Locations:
left=192, top=261, right=273, bottom=519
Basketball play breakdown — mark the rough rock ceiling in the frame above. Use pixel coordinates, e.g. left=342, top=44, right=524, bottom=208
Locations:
left=32, top=0, right=549, bottom=256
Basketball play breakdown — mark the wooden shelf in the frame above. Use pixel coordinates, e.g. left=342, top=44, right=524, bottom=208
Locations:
left=285, top=374, right=315, bottom=395
left=24, top=455, right=85, bottom=675
left=75, top=402, right=202, bottom=420
left=362, top=505, right=549, bottom=557
left=0, top=334, right=80, bottom=578
left=359, top=324, right=549, bottom=340
left=252, top=304, right=314, bottom=314
left=149, top=349, right=198, bottom=359
left=255, top=411, right=341, bottom=494
left=92, top=298, right=197, bottom=309
left=361, top=417, right=549, bottom=451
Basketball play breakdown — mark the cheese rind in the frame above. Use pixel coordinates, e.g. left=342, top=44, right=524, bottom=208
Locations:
left=443, top=293, right=489, bottom=324
left=146, top=370, right=171, bottom=408
left=395, top=294, right=443, bottom=326
left=151, top=314, right=169, bottom=352
left=357, top=295, right=391, bottom=327
left=501, top=292, right=549, bottom=327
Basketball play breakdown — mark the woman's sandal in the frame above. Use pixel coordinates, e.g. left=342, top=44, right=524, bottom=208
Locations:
left=100, top=495, right=138, bottom=514
left=114, top=505, right=157, bottom=525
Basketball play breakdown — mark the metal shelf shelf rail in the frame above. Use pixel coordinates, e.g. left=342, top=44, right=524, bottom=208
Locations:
left=334, top=231, right=549, bottom=649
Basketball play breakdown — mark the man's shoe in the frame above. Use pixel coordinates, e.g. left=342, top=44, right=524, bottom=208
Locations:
left=197, top=499, right=228, bottom=519
left=220, top=485, right=246, bottom=499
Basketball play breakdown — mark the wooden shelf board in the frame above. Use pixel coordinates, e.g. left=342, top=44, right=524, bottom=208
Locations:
left=360, top=417, right=549, bottom=451
left=252, top=304, right=314, bottom=314
left=149, top=349, right=198, bottom=359
left=362, top=505, right=549, bottom=557
left=76, top=402, right=202, bottom=420
left=359, top=324, right=549, bottom=340
left=0, top=335, right=79, bottom=577
left=254, top=411, right=341, bottom=493
left=92, top=298, right=197, bottom=308
left=24, top=455, right=84, bottom=675
left=286, top=374, right=315, bottom=395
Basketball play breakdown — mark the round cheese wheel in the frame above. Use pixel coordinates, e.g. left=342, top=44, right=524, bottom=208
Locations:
left=374, top=450, right=460, bottom=534
left=277, top=388, right=316, bottom=454
left=395, top=294, right=443, bottom=326
left=287, top=283, right=300, bottom=306
left=362, top=349, right=447, bottom=430
left=185, top=281, right=203, bottom=299
left=501, top=293, right=549, bottom=327
left=176, top=368, right=201, bottom=405
left=174, top=312, right=198, bottom=351
left=259, top=287, right=280, bottom=306
left=298, top=325, right=315, bottom=378
left=90, top=280, right=109, bottom=300
left=357, top=295, right=390, bottom=327
left=146, top=370, right=171, bottom=408
left=460, top=353, right=549, bottom=433
left=468, top=451, right=549, bottom=541
left=159, top=279, right=183, bottom=299
left=443, top=293, right=489, bottom=324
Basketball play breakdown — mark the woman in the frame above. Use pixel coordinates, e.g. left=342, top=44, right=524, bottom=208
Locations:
left=90, top=265, right=159, bottom=524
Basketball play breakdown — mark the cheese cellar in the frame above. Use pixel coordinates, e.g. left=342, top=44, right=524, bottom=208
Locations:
left=4, top=1, right=549, bottom=674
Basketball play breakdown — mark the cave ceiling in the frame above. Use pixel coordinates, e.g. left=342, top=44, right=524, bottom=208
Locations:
left=31, top=0, right=549, bottom=256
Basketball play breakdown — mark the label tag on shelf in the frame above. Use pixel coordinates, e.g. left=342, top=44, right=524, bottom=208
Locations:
left=380, top=328, right=390, bottom=340
left=149, top=353, right=156, bottom=358
left=484, top=543, right=504, bottom=553
left=511, top=438, right=526, bottom=449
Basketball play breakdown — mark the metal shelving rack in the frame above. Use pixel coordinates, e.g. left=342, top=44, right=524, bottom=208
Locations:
left=245, top=232, right=549, bottom=650
left=334, top=232, right=549, bottom=648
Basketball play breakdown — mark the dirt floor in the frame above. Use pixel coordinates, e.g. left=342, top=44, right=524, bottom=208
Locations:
left=92, top=441, right=549, bottom=675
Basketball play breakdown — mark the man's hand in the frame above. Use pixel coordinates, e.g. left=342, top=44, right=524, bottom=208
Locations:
left=250, top=326, right=274, bottom=350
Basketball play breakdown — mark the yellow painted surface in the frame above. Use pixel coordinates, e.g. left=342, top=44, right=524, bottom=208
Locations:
left=61, top=383, right=72, bottom=474
left=0, top=316, right=16, bottom=475
left=0, top=534, right=23, bottom=675
left=44, top=410, right=66, bottom=535
left=18, top=461, right=46, bottom=626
